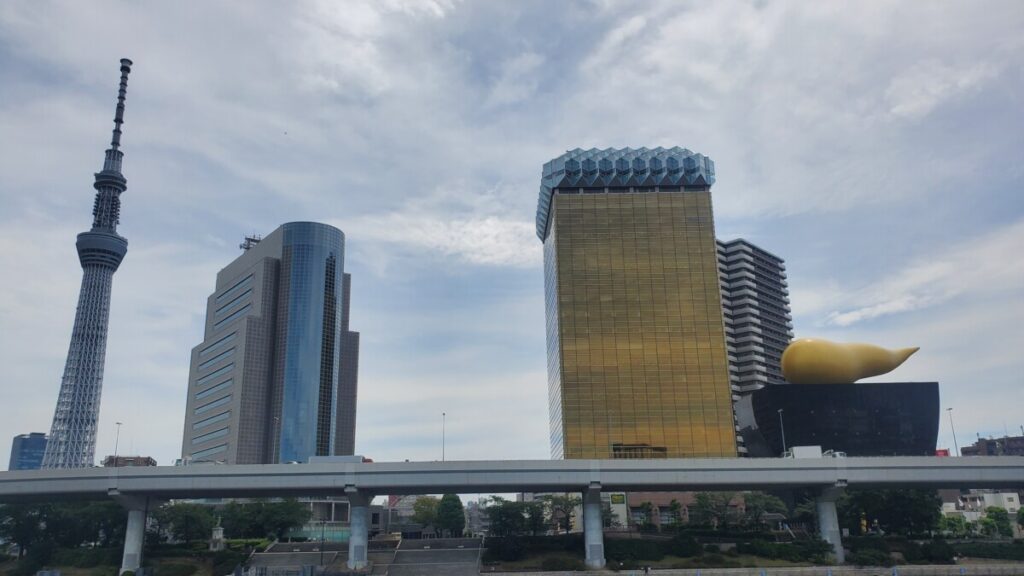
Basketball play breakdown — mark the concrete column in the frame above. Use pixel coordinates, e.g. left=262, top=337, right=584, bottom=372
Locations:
left=816, top=487, right=845, bottom=564
left=346, top=489, right=371, bottom=570
left=109, top=494, right=152, bottom=575
left=583, top=484, right=605, bottom=569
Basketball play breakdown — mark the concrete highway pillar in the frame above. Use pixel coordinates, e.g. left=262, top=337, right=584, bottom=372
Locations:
left=816, top=487, right=845, bottom=564
left=109, top=494, right=153, bottom=575
left=346, top=488, right=371, bottom=570
left=583, top=483, right=605, bottom=569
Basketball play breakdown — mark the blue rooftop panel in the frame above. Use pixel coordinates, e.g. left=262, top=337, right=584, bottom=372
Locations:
left=536, top=147, right=715, bottom=240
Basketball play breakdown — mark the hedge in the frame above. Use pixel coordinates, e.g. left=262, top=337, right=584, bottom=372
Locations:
left=955, top=542, right=1024, bottom=561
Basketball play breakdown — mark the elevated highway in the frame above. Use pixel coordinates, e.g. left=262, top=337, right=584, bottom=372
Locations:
left=3, top=456, right=1022, bottom=572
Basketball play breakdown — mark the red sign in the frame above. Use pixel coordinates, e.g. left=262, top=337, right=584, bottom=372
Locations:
left=935, top=449, right=951, bottom=457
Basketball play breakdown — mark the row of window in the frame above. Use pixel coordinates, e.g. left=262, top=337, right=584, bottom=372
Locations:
left=215, top=288, right=252, bottom=317
left=192, top=410, right=230, bottom=430
left=192, top=427, right=229, bottom=445
left=199, top=331, right=236, bottom=358
left=213, top=303, right=252, bottom=331
left=195, top=379, right=232, bottom=400
left=215, top=274, right=253, bottom=305
left=196, top=347, right=235, bottom=371
left=191, top=443, right=227, bottom=460
left=196, top=363, right=234, bottom=387
left=194, top=394, right=231, bottom=415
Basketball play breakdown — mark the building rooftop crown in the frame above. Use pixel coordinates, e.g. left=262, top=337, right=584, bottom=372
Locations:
left=536, top=147, right=715, bottom=240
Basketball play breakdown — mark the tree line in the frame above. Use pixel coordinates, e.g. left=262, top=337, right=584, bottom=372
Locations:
left=0, top=498, right=312, bottom=558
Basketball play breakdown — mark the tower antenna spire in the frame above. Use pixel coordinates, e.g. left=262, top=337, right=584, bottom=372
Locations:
left=105, top=58, right=132, bottom=171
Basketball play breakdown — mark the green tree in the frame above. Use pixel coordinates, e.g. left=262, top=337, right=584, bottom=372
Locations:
left=523, top=501, right=547, bottom=535
left=690, top=492, right=735, bottom=529
left=0, top=503, right=47, bottom=558
left=483, top=497, right=527, bottom=536
left=838, top=489, right=941, bottom=536
left=263, top=499, right=311, bottom=540
left=1017, top=507, right=1024, bottom=529
left=538, top=494, right=580, bottom=534
left=221, top=500, right=262, bottom=539
left=155, top=503, right=215, bottom=544
left=983, top=507, right=1013, bottom=538
left=219, top=499, right=310, bottom=539
left=742, top=492, right=787, bottom=527
left=938, top=514, right=971, bottom=538
left=412, top=496, right=439, bottom=530
left=436, top=494, right=466, bottom=537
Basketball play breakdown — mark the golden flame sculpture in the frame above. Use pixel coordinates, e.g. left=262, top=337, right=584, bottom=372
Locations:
left=781, top=338, right=919, bottom=384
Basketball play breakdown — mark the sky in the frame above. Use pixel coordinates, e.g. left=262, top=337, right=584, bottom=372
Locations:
left=0, top=0, right=1021, bottom=469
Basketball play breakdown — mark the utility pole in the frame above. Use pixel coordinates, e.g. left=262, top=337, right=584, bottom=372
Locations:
left=947, top=408, right=959, bottom=456
left=113, top=421, right=123, bottom=464
left=777, top=409, right=787, bottom=456
left=442, top=412, right=446, bottom=462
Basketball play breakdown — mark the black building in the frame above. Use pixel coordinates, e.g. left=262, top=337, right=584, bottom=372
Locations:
left=736, top=382, right=940, bottom=457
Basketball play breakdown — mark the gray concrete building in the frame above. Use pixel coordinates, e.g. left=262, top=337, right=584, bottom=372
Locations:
left=181, top=222, right=359, bottom=464
left=717, top=239, right=794, bottom=394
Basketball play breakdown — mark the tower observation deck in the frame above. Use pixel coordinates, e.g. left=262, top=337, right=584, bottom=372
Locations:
left=41, top=59, right=134, bottom=469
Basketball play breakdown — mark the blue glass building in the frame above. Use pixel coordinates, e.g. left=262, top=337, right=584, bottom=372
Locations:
left=180, top=222, right=359, bottom=464
left=9, top=433, right=48, bottom=471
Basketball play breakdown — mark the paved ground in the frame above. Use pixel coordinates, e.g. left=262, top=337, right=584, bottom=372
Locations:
left=387, top=538, right=482, bottom=576
left=249, top=551, right=338, bottom=567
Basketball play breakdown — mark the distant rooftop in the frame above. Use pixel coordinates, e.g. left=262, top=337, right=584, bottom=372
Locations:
left=536, top=147, right=715, bottom=240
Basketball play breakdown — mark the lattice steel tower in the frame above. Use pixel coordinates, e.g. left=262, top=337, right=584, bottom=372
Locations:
left=41, top=59, right=134, bottom=469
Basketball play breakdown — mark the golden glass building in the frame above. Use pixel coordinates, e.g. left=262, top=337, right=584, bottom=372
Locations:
left=538, top=148, right=737, bottom=459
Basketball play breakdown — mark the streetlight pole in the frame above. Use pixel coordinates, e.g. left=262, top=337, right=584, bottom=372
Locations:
left=113, top=421, right=123, bottom=464
left=777, top=409, right=787, bottom=456
left=947, top=408, right=960, bottom=457
left=442, top=412, right=446, bottom=462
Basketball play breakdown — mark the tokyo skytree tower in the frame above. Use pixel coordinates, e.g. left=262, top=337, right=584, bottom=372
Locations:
left=41, top=59, right=134, bottom=468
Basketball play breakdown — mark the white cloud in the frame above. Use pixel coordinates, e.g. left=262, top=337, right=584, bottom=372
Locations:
left=485, top=52, right=545, bottom=108
left=886, top=60, right=999, bottom=119
left=823, top=217, right=1024, bottom=325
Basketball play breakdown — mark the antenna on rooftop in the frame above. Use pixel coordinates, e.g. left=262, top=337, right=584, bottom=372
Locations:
left=240, top=234, right=262, bottom=251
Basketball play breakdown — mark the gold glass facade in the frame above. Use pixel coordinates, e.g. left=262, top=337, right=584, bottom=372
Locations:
left=544, top=191, right=737, bottom=459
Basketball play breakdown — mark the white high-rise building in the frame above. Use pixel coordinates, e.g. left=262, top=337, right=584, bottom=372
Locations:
left=717, top=239, right=794, bottom=394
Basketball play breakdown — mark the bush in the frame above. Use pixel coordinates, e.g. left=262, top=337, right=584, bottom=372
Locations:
left=540, top=556, right=586, bottom=571
left=847, top=548, right=894, bottom=567
left=51, top=547, right=121, bottom=568
left=846, top=536, right=890, bottom=553
left=665, top=534, right=701, bottom=558
left=703, top=543, right=719, bottom=553
left=156, top=563, right=199, bottom=576
left=483, top=537, right=524, bottom=562
left=699, top=553, right=742, bottom=568
left=211, top=550, right=244, bottom=576
left=922, top=540, right=954, bottom=564
left=735, top=539, right=832, bottom=563
left=954, top=542, right=1024, bottom=561
left=605, top=539, right=664, bottom=562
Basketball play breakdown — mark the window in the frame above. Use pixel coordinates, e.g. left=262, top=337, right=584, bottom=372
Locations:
left=194, top=395, right=231, bottom=415
left=198, top=332, right=236, bottom=358
left=192, top=410, right=230, bottom=430
left=197, top=348, right=235, bottom=371
left=191, top=444, right=227, bottom=460
left=215, top=274, right=253, bottom=304
left=195, top=379, right=232, bottom=400
left=213, top=304, right=252, bottom=331
left=192, top=427, right=230, bottom=445
left=196, top=363, right=234, bottom=386
left=215, top=289, right=252, bottom=317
